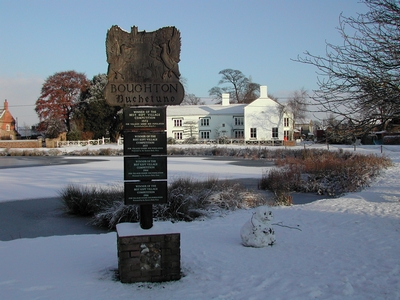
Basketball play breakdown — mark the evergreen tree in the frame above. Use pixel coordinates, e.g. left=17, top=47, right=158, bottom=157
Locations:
left=76, top=74, right=123, bottom=142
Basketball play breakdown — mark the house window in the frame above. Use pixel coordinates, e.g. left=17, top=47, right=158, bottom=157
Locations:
left=200, top=118, right=210, bottom=126
left=234, top=117, right=244, bottom=126
left=272, top=127, right=278, bottom=138
left=284, top=117, right=289, bottom=127
left=284, top=130, right=290, bottom=141
left=6, top=124, right=10, bottom=131
left=174, top=132, right=183, bottom=140
left=199, top=131, right=210, bottom=139
left=234, top=130, right=244, bottom=138
left=250, top=128, right=257, bottom=139
left=173, top=119, right=182, bottom=127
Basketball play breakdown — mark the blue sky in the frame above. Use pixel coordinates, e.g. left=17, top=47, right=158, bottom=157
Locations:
left=0, top=0, right=366, bottom=127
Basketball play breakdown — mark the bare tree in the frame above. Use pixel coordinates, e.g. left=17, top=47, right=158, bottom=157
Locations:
left=183, top=120, right=198, bottom=138
left=209, top=69, right=260, bottom=103
left=285, top=88, right=309, bottom=140
left=286, top=88, right=308, bottom=123
left=295, top=0, right=400, bottom=136
left=268, top=94, right=280, bottom=102
left=181, top=93, right=205, bottom=105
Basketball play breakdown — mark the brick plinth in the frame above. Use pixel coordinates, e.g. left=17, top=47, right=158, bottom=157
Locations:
left=116, top=222, right=181, bottom=283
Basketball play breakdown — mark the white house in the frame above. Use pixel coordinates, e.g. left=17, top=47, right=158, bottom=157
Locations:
left=166, top=86, right=293, bottom=144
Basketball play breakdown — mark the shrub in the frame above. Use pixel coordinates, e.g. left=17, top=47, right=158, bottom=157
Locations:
left=59, top=184, right=123, bottom=216
left=81, top=131, right=94, bottom=140
left=167, top=137, right=176, bottom=144
left=47, top=149, right=63, bottom=156
left=21, top=149, right=45, bottom=156
left=167, top=147, right=185, bottom=155
left=59, top=178, right=268, bottom=229
left=6, top=150, right=22, bottom=156
left=383, top=135, right=400, bottom=145
left=260, top=149, right=392, bottom=199
left=66, top=130, right=82, bottom=141
left=98, top=148, right=113, bottom=156
left=92, top=202, right=139, bottom=229
left=184, top=136, right=197, bottom=144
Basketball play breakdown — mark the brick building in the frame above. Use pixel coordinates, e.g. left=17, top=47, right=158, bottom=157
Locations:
left=0, top=100, right=18, bottom=140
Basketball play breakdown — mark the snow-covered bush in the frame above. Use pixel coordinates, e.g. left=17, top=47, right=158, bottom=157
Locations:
left=167, top=137, right=176, bottom=144
left=91, top=202, right=139, bottom=229
left=259, top=149, right=392, bottom=200
left=60, top=178, right=268, bottom=229
left=59, top=184, right=123, bottom=216
left=1, top=149, right=49, bottom=156
left=184, top=136, right=197, bottom=144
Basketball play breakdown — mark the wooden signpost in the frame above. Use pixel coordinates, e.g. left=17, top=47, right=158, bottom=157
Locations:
left=104, top=25, right=184, bottom=230
left=105, top=26, right=183, bottom=283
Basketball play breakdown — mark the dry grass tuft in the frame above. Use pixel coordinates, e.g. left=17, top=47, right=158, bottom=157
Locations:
left=59, top=177, right=268, bottom=229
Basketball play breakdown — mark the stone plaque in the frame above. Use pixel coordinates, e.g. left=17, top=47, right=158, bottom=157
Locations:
left=124, top=131, right=167, bottom=155
left=124, top=107, right=166, bottom=130
left=104, top=26, right=184, bottom=106
left=124, top=156, right=167, bottom=180
left=125, top=181, right=167, bottom=204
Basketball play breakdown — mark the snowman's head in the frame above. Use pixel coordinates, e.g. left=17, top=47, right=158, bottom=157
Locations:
left=254, top=206, right=273, bottom=223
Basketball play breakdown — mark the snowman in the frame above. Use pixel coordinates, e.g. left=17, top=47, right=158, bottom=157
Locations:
left=240, top=206, right=275, bottom=248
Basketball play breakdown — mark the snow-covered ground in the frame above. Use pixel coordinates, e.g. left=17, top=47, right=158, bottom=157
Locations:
left=0, top=144, right=399, bottom=299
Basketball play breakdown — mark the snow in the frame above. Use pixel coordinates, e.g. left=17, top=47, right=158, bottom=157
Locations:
left=0, top=144, right=399, bottom=299
left=116, top=222, right=178, bottom=237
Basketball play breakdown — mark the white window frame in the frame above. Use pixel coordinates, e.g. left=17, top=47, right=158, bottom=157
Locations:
left=173, top=119, right=183, bottom=127
left=284, top=130, right=290, bottom=140
left=250, top=128, right=257, bottom=139
left=284, top=117, right=289, bottom=127
left=234, top=130, right=244, bottom=138
left=234, top=117, right=244, bottom=126
left=174, top=131, right=183, bottom=140
left=200, top=118, right=210, bottom=126
left=199, top=131, right=210, bottom=139
left=272, top=127, right=278, bottom=138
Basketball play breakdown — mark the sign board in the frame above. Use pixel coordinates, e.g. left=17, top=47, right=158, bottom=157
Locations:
left=105, top=82, right=184, bottom=107
left=125, top=181, right=167, bottom=204
left=124, top=107, right=166, bottom=130
left=124, top=132, right=167, bottom=155
left=104, top=26, right=184, bottom=107
left=124, top=156, right=167, bottom=180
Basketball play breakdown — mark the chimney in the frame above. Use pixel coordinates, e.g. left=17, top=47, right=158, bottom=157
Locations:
left=222, top=93, right=230, bottom=106
left=4, top=99, right=8, bottom=110
left=260, top=86, right=268, bottom=98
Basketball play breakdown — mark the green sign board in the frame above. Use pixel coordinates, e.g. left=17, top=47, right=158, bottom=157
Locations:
left=124, top=107, right=166, bottom=130
left=124, top=156, right=167, bottom=180
left=125, top=181, right=167, bottom=205
left=124, top=132, right=167, bottom=155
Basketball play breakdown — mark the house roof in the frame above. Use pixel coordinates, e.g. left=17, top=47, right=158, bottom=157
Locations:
left=167, top=104, right=246, bottom=116
left=0, top=100, right=8, bottom=119
left=166, top=86, right=283, bottom=117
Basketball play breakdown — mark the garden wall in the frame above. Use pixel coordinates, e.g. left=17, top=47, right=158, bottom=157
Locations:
left=0, top=140, right=42, bottom=148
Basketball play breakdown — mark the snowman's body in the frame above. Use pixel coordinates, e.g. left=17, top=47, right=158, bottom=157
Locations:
left=240, top=206, right=275, bottom=248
